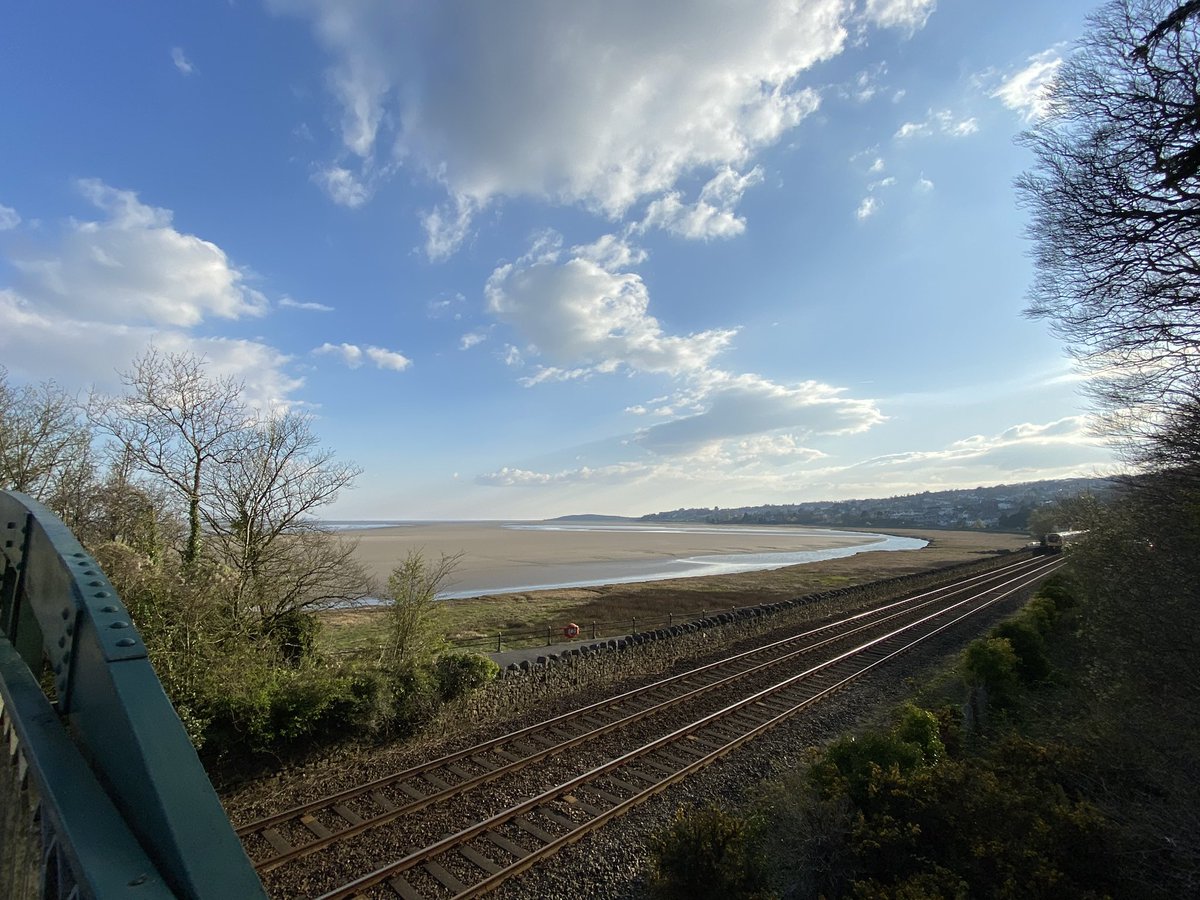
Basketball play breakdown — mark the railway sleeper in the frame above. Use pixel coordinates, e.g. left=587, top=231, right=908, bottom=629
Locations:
left=484, top=829, right=532, bottom=860
left=514, top=815, right=557, bottom=844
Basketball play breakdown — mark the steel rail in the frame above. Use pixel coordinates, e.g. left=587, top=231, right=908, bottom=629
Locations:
left=246, top=555, right=1046, bottom=873
left=240, top=556, right=1045, bottom=871
left=316, top=559, right=1061, bottom=898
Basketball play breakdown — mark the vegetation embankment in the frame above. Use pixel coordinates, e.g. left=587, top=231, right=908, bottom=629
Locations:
left=647, top=477, right=1200, bottom=898
left=1, top=351, right=500, bottom=773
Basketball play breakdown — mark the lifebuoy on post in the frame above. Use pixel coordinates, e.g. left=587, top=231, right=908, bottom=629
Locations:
left=563, top=623, right=580, bottom=639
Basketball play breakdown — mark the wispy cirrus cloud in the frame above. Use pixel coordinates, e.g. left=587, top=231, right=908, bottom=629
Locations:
left=991, top=47, right=1064, bottom=122
left=171, top=46, right=196, bottom=76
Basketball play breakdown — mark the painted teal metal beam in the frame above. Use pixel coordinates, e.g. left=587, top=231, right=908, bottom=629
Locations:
left=0, top=490, right=266, bottom=899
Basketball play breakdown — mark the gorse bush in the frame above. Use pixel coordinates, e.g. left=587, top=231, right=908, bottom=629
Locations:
left=434, top=652, right=500, bottom=702
left=647, top=805, right=772, bottom=900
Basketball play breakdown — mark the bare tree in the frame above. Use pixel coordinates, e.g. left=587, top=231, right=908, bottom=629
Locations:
left=0, top=366, right=95, bottom=521
left=1018, top=0, right=1200, bottom=428
left=91, top=349, right=248, bottom=569
left=203, top=412, right=367, bottom=627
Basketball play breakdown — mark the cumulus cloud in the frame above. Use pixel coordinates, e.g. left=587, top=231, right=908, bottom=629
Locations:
left=268, top=0, right=920, bottom=252
left=639, top=166, right=767, bottom=240
left=460, top=331, right=487, bottom=350
left=0, top=289, right=299, bottom=409
left=856, top=196, right=880, bottom=220
left=313, top=342, right=411, bottom=371
left=485, top=235, right=737, bottom=379
left=992, top=48, right=1063, bottom=122
left=11, top=179, right=267, bottom=328
left=171, top=47, right=195, bottom=76
left=0, top=203, right=20, bottom=230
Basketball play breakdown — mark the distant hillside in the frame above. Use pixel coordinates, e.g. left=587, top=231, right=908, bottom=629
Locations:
left=547, top=514, right=640, bottom=523
left=641, top=477, right=1118, bottom=531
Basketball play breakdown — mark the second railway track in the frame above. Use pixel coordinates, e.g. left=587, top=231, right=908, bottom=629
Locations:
left=238, top=553, right=1063, bottom=898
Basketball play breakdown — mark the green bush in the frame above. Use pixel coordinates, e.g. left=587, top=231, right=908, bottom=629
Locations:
left=892, top=704, right=945, bottom=765
left=961, top=637, right=1020, bottom=708
left=199, top=659, right=383, bottom=755
left=434, top=652, right=499, bottom=702
left=1019, top=595, right=1060, bottom=634
left=387, top=660, right=442, bottom=736
left=991, top=620, right=1050, bottom=684
left=1036, top=574, right=1078, bottom=611
left=648, top=805, right=772, bottom=900
left=814, top=732, right=926, bottom=807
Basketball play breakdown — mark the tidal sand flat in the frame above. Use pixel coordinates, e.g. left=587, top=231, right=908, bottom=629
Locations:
left=344, top=522, right=922, bottom=598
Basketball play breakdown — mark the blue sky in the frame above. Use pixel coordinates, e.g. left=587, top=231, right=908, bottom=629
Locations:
left=0, top=0, right=1117, bottom=519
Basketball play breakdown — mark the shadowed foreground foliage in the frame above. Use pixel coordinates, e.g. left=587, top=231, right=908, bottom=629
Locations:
left=651, top=486, right=1200, bottom=899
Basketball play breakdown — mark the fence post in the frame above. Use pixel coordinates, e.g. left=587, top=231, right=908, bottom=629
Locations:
left=546, top=625, right=552, bottom=646
left=497, top=631, right=502, bottom=652
left=632, top=617, right=637, bottom=634
left=668, top=612, right=673, bottom=626
left=591, top=621, right=597, bottom=640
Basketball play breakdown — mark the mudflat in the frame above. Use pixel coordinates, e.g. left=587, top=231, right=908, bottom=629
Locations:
left=344, top=522, right=879, bottom=595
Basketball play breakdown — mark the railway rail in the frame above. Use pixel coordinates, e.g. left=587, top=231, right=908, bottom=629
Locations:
left=238, top=554, right=1062, bottom=898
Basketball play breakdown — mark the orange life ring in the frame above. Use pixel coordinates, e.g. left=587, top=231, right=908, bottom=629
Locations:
left=563, top=623, right=580, bottom=639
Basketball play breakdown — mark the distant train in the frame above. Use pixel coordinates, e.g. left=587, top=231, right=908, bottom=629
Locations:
left=1041, top=530, right=1087, bottom=553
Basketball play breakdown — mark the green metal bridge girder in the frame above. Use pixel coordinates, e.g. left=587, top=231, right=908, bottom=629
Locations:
left=0, top=490, right=266, bottom=899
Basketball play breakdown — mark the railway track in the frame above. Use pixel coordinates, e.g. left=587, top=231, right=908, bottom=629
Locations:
left=238, top=554, right=1061, bottom=898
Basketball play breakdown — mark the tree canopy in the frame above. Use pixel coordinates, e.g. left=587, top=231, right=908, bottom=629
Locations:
left=1019, top=0, right=1200, bottom=442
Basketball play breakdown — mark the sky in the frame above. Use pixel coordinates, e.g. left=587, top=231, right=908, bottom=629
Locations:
left=0, top=0, right=1120, bottom=520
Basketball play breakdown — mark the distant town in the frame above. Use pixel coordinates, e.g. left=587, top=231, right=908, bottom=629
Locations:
left=639, top=477, right=1116, bottom=532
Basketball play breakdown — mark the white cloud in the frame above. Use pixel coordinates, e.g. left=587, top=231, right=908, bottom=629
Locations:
left=314, top=166, right=370, bottom=208
left=894, top=109, right=977, bottom=140
left=485, top=235, right=737, bottom=380
left=270, top=0, right=907, bottom=248
left=364, top=346, right=412, bottom=370
left=856, top=196, right=880, bottom=220
left=421, top=195, right=479, bottom=262
left=864, top=0, right=937, bottom=34
left=854, top=416, right=1104, bottom=474
left=992, top=48, right=1063, bottom=122
left=459, top=331, right=487, bottom=350
left=639, top=166, right=767, bottom=240
left=0, top=289, right=299, bottom=410
left=476, top=462, right=649, bottom=487
left=571, top=234, right=647, bottom=270
left=0, top=203, right=20, bottom=230
left=915, top=175, right=935, bottom=192
left=633, top=371, right=884, bottom=455
left=11, top=179, right=267, bottom=328
left=280, top=296, right=334, bottom=312
left=171, top=47, right=195, bottom=76
left=313, top=341, right=411, bottom=371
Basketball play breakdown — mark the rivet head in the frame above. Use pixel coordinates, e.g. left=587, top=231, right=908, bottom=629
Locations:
left=65, top=624, right=73, bottom=636
left=116, top=638, right=137, bottom=648
left=100, top=605, right=119, bottom=613
left=93, top=591, right=109, bottom=599
left=61, top=608, right=70, bottom=620
left=108, top=621, right=130, bottom=630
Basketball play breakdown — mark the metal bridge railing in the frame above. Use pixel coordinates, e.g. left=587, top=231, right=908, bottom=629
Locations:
left=0, top=490, right=265, bottom=899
